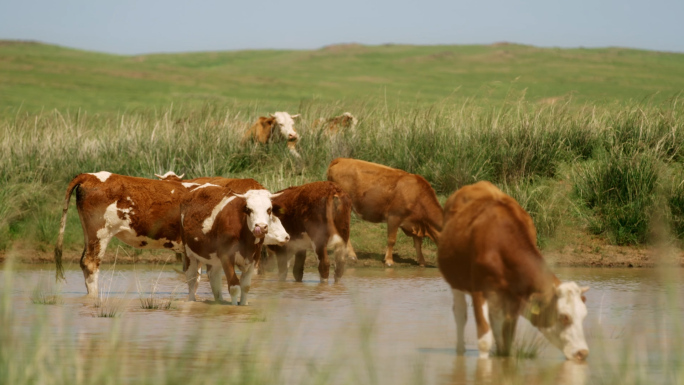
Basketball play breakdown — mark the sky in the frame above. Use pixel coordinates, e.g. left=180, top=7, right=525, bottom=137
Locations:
left=1, top=0, right=683, bottom=55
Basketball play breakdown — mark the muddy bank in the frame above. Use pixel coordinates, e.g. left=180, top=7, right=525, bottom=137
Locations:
left=2, top=242, right=683, bottom=268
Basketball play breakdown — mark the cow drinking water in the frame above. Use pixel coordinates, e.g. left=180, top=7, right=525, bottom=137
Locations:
left=438, top=181, right=589, bottom=360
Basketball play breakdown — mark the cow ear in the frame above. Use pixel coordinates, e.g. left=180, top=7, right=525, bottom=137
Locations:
left=272, top=204, right=285, bottom=216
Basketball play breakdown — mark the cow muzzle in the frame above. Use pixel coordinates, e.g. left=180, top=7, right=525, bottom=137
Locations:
left=253, top=223, right=268, bottom=237
left=288, top=133, right=298, bottom=141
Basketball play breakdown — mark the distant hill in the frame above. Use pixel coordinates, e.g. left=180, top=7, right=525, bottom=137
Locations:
left=1, top=40, right=683, bottom=114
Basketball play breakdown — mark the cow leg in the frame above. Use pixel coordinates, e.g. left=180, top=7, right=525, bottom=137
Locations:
left=185, top=256, right=201, bottom=301
left=80, top=235, right=112, bottom=296
left=331, top=237, right=346, bottom=283
left=384, top=216, right=402, bottom=267
left=346, top=238, right=358, bottom=261
left=315, top=242, right=331, bottom=283
left=238, top=262, right=255, bottom=306
left=207, top=264, right=224, bottom=302
left=412, top=236, right=427, bottom=267
left=292, top=250, right=307, bottom=282
left=179, top=253, right=189, bottom=273
left=275, top=248, right=289, bottom=282
left=487, top=293, right=516, bottom=356
left=220, top=255, right=241, bottom=305
left=452, top=289, right=468, bottom=355
left=472, top=292, right=493, bottom=359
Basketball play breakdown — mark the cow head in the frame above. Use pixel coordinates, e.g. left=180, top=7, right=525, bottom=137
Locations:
left=528, top=282, right=590, bottom=361
left=263, top=215, right=290, bottom=246
left=270, top=112, right=300, bottom=142
left=155, top=171, right=185, bottom=182
left=233, top=190, right=285, bottom=239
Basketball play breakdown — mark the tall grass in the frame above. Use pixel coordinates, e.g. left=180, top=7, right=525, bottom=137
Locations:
left=1, top=98, right=683, bottom=250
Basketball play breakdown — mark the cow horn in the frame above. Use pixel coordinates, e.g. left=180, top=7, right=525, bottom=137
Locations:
left=269, top=192, right=283, bottom=199
left=291, top=114, right=300, bottom=118
left=233, top=192, right=247, bottom=199
left=154, top=173, right=163, bottom=179
left=580, top=286, right=590, bottom=294
left=270, top=113, right=276, bottom=118
left=178, top=173, right=185, bottom=179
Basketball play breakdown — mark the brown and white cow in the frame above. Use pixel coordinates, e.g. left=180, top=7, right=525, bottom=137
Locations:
left=242, top=112, right=301, bottom=157
left=266, top=181, right=352, bottom=283
left=155, top=172, right=284, bottom=274
left=181, top=186, right=288, bottom=304
left=313, top=112, right=358, bottom=134
left=438, top=181, right=589, bottom=361
left=327, top=158, right=443, bottom=266
left=54, top=172, right=191, bottom=295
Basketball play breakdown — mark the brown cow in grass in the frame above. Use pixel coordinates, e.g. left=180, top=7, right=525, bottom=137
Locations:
left=242, top=112, right=301, bottom=157
left=181, top=186, right=289, bottom=304
left=327, top=158, right=442, bottom=266
left=55, top=172, right=191, bottom=295
left=313, top=112, right=358, bottom=134
left=267, top=181, right=352, bottom=283
left=438, top=181, right=589, bottom=360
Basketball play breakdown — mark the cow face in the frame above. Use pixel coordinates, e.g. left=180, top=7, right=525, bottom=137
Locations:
left=263, top=215, right=290, bottom=246
left=534, top=282, right=590, bottom=361
left=270, top=112, right=300, bottom=142
left=234, top=190, right=284, bottom=239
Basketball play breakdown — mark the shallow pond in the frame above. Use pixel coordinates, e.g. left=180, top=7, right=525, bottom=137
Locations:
left=2, top=264, right=683, bottom=384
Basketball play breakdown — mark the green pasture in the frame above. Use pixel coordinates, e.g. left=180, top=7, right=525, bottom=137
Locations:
left=1, top=41, right=684, bottom=115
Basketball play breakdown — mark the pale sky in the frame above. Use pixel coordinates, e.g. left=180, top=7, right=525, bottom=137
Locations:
left=1, top=0, right=683, bottom=54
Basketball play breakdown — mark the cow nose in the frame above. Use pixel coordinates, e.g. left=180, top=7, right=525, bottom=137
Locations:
left=573, top=349, right=589, bottom=361
left=288, top=133, right=297, bottom=140
left=259, top=224, right=268, bottom=233
left=284, top=235, right=290, bottom=242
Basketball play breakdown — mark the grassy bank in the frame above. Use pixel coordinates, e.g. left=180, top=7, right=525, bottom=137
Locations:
left=1, top=99, right=684, bottom=266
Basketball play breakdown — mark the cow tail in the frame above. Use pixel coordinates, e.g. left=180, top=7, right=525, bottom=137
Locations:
left=54, top=175, right=84, bottom=282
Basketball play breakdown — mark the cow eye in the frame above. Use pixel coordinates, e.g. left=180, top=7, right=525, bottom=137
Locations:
left=559, top=314, right=573, bottom=327
left=244, top=207, right=252, bottom=215
left=267, top=208, right=272, bottom=215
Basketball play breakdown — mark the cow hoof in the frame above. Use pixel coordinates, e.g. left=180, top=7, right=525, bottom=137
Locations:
left=385, top=261, right=394, bottom=267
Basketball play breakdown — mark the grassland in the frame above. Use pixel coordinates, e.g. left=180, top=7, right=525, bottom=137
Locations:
left=1, top=41, right=684, bottom=266
left=2, top=41, right=684, bottom=116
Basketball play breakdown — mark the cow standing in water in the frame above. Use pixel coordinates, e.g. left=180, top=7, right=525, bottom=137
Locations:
left=438, top=181, right=589, bottom=360
left=242, top=112, right=301, bottom=157
left=181, top=186, right=288, bottom=305
left=267, top=181, right=352, bottom=283
left=54, top=172, right=192, bottom=295
left=327, top=158, right=442, bottom=266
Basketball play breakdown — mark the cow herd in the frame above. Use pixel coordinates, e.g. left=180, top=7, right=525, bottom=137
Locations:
left=53, top=112, right=590, bottom=361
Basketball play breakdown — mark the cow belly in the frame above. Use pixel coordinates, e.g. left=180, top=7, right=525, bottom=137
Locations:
left=115, top=231, right=183, bottom=252
left=287, top=233, right=316, bottom=253
left=185, top=247, right=221, bottom=266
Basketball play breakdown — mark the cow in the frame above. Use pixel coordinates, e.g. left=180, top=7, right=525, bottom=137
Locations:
left=242, top=112, right=301, bottom=157
left=180, top=186, right=288, bottom=305
left=313, top=112, right=358, bottom=134
left=155, top=172, right=278, bottom=274
left=54, top=172, right=192, bottom=295
left=266, top=181, right=352, bottom=283
left=327, top=158, right=443, bottom=267
left=438, top=181, right=589, bottom=361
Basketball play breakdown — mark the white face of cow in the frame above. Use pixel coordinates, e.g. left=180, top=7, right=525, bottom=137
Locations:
left=234, top=190, right=284, bottom=239
left=538, top=282, right=590, bottom=361
left=263, top=215, right=290, bottom=245
left=271, top=112, right=300, bottom=142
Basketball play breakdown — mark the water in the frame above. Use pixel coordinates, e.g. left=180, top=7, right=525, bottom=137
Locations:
left=2, top=264, right=683, bottom=384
